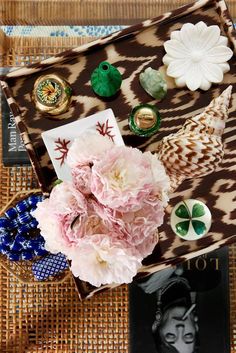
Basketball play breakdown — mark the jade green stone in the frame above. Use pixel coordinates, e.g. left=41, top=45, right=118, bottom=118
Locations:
left=91, top=61, right=122, bottom=97
left=129, top=104, right=161, bottom=137
left=139, top=67, right=167, bottom=100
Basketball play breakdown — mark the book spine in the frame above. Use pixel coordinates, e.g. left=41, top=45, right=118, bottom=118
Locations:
left=1, top=67, right=30, bottom=166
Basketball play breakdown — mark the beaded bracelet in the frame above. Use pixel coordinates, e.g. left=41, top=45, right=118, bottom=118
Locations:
left=0, top=194, right=48, bottom=261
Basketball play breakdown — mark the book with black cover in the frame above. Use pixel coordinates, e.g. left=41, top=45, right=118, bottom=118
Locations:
left=1, top=67, right=30, bottom=166
left=129, top=247, right=230, bottom=353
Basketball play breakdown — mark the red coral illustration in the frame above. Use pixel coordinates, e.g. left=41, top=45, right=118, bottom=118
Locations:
left=96, top=119, right=115, bottom=141
left=54, top=138, right=71, bottom=166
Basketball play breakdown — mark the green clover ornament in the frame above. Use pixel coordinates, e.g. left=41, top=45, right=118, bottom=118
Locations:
left=170, top=199, right=212, bottom=241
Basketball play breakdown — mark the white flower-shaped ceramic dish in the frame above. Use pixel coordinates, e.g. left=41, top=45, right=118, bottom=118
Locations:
left=163, top=21, right=233, bottom=91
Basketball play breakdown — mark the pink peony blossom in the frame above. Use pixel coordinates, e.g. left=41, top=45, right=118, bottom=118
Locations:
left=48, top=181, right=87, bottom=215
left=112, top=199, right=164, bottom=250
left=32, top=185, right=120, bottom=257
left=72, top=166, right=92, bottom=195
left=32, top=199, right=80, bottom=256
left=91, top=146, right=158, bottom=212
left=144, top=151, right=170, bottom=206
left=33, top=132, right=171, bottom=287
left=69, top=234, right=142, bottom=287
left=136, top=231, right=159, bottom=259
left=32, top=182, right=88, bottom=255
left=67, top=132, right=113, bottom=168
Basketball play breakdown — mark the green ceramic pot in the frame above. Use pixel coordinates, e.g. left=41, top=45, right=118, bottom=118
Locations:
left=91, top=61, right=122, bottom=97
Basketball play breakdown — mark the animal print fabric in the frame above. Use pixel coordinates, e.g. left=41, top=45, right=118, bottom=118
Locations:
left=1, top=0, right=236, bottom=298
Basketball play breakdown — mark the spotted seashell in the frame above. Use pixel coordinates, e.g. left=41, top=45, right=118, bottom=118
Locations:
left=157, top=86, right=232, bottom=192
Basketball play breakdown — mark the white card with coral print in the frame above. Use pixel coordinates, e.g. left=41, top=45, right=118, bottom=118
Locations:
left=42, top=109, right=124, bottom=182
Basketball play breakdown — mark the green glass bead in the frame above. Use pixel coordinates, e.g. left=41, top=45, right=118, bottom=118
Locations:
left=128, top=104, right=161, bottom=137
left=139, top=67, right=167, bottom=100
left=91, top=61, right=122, bottom=97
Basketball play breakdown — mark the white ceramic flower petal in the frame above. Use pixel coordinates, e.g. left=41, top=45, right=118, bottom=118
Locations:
left=218, top=35, right=228, bottom=46
left=175, top=76, right=187, bottom=87
left=207, top=45, right=233, bottom=63
left=163, top=22, right=232, bottom=92
left=180, top=23, right=197, bottom=50
left=162, top=54, right=174, bottom=65
left=164, top=39, right=188, bottom=58
left=200, top=25, right=220, bottom=50
left=166, top=59, right=188, bottom=78
left=185, top=64, right=202, bottom=91
left=218, top=62, right=230, bottom=73
left=199, top=77, right=212, bottom=91
left=201, top=62, right=224, bottom=83
left=195, top=21, right=208, bottom=32
left=195, top=21, right=209, bottom=44
left=170, top=30, right=181, bottom=41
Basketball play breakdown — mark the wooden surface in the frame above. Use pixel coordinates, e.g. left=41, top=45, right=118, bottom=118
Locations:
left=0, top=0, right=235, bottom=25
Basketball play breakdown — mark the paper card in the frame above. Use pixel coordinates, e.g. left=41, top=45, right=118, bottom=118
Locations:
left=42, top=109, right=124, bottom=181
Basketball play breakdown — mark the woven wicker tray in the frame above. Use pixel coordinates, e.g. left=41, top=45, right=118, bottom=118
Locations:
left=0, top=1, right=236, bottom=352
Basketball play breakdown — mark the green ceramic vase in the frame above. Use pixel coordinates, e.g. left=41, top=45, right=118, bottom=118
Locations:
left=91, top=61, right=122, bottom=97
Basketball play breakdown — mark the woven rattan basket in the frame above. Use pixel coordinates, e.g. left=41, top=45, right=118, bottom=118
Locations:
left=0, top=189, right=70, bottom=284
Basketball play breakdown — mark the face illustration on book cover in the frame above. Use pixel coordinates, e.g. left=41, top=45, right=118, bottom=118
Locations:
left=129, top=247, right=229, bottom=353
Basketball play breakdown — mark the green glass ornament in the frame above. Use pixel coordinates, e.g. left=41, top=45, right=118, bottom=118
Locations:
left=91, top=61, right=122, bottom=97
left=139, top=67, right=167, bottom=100
left=170, top=199, right=212, bottom=241
left=128, top=104, right=161, bottom=137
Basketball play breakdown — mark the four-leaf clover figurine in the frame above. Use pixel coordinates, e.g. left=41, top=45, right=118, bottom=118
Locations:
left=170, top=199, right=212, bottom=241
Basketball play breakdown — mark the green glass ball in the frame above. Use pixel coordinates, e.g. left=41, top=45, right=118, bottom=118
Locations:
left=91, top=61, right=122, bottom=97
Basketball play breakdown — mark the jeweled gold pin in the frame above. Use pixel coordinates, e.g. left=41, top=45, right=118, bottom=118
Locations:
left=32, top=74, right=72, bottom=117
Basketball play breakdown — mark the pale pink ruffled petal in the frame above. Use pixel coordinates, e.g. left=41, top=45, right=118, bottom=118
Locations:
left=69, top=235, right=142, bottom=287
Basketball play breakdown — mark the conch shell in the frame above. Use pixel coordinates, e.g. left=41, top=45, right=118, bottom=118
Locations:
left=157, top=86, right=232, bottom=192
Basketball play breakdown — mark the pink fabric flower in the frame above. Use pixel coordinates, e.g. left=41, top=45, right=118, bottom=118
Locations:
left=69, top=234, right=142, bottom=287
left=67, top=132, right=113, bottom=168
left=91, top=146, right=158, bottom=212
